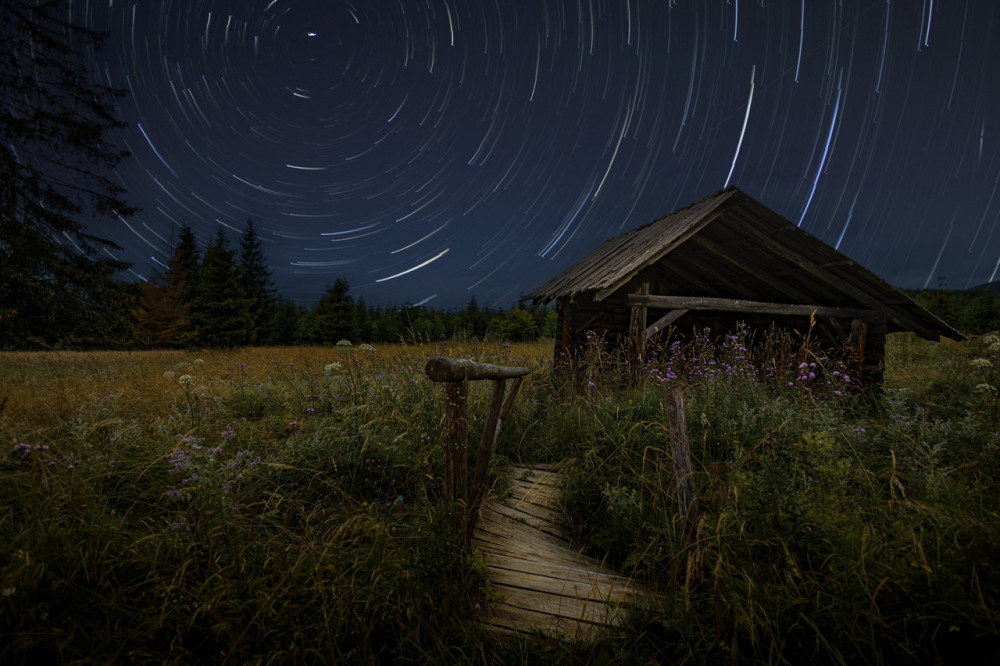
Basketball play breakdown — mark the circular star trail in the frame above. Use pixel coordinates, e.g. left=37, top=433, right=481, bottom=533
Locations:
left=80, top=0, right=1000, bottom=307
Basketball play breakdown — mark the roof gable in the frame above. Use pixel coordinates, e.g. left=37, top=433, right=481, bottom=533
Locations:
left=528, top=187, right=963, bottom=341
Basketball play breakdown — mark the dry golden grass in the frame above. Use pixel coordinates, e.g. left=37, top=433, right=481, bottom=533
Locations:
left=0, top=340, right=553, bottom=429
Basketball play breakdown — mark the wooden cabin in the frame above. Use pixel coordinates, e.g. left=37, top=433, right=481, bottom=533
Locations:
left=527, top=187, right=964, bottom=385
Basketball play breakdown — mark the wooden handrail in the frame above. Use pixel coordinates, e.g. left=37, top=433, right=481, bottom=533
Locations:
left=425, top=357, right=532, bottom=382
left=424, top=357, right=534, bottom=544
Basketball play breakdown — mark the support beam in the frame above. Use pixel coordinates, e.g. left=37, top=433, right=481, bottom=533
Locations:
left=645, top=309, right=689, bottom=338
left=626, top=294, right=877, bottom=321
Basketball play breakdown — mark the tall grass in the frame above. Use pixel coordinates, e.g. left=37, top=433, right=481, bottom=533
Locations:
left=530, top=328, right=1000, bottom=663
left=1, top=331, right=999, bottom=663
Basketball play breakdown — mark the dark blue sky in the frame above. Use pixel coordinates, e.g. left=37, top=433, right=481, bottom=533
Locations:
left=81, top=1, right=1000, bottom=308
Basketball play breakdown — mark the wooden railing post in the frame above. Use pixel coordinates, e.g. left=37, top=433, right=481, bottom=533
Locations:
left=664, top=386, right=699, bottom=548
left=444, top=379, right=470, bottom=509
left=425, top=357, right=533, bottom=543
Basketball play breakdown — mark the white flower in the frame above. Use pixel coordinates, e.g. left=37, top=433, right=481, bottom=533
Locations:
left=193, top=358, right=205, bottom=366
left=970, top=358, right=993, bottom=369
left=974, top=383, right=996, bottom=394
left=324, top=362, right=343, bottom=374
left=359, top=343, right=376, bottom=353
left=336, top=339, right=352, bottom=347
left=178, top=374, right=195, bottom=389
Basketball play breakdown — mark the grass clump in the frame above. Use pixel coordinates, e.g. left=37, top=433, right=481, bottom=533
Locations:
left=523, top=327, right=1000, bottom=663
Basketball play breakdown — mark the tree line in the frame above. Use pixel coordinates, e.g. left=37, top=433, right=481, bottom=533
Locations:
left=130, top=219, right=556, bottom=349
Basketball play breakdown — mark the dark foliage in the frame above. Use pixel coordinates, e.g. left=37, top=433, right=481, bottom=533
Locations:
left=0, top=0, right=136, bottom=348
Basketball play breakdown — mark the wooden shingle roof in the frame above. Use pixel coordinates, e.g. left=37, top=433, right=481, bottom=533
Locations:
left=528, top=187, right=963, bottom=342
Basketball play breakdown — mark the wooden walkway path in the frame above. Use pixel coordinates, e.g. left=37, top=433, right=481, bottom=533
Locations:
left=471, top=465, right=652, bottom=640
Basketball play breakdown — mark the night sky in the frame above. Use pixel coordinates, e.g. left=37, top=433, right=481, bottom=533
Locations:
left=78, top=1, right=1000, bottom=309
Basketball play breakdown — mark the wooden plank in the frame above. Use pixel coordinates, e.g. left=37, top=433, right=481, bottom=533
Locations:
left=486, top=567, right=638, bottom=605
left=482, top=552, right=646, bottom=593
left=478, top=599, right=606, bottom=640
left=627, top=294, right=876, bottom=320
left=476, top=505, right=571, bottom=545
left=645, top=309, right=688, bottom=338
left=487, top=585, right=626, bottom=626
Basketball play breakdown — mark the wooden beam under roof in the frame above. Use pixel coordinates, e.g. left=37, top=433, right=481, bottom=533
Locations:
left=626, top=294, right=879, bottom=321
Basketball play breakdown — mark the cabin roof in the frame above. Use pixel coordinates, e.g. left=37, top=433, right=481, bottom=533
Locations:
left=527, top=187, right=963, bottom=342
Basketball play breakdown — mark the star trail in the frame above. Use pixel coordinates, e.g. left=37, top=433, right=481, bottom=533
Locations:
left=76, top=0, right=1000, bottom=307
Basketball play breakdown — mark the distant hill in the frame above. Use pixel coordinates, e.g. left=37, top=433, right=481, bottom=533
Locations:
left=969, top=282, right=1000, bottom=293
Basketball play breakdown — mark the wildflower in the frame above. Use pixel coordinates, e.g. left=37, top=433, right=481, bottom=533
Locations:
left=178, top=374, right=195, bottom=389
left=324, top=362, right=343, bottom=374
left=288, top=421, right=299, bottom=428
left=359, top=343, right=376, bottom=353
left=970, top=358, right=993, bottom=370
left=193, top=358, right=205, bottom=366
left=336, top=339, right=352, bottom=347
left=974, top=383, right=996, bottom=394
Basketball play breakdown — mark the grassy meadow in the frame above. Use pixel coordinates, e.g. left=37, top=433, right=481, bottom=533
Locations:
left=1, top=331, right=999, bottom=663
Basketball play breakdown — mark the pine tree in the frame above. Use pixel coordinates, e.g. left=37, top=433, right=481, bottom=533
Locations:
left=168, top=225, right=200, bottom=305
left=312, top=278, right=359, bottom=344
left=238, top=218, right=275, bottom=344
left=191, top=230, right=251, bottom=347
left=132, top=277, right=190, bottom=347
left=132, top=226, right=200, bottom=347
left=0, top=0, right=136, bottom=348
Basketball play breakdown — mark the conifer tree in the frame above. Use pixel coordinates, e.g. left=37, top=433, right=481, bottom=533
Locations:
left=191, top=230, right=251, bottom=347
left=238, top=219, right=275, bottom=344
left=168, top=225, right=200, bottom=305
left=132, top=277, right=190, bottom=347
left=131, top=225, right=200, bottom=347
left=312, top=278, right=359, bottom=344
left=0, top=0, right=136, bottom=347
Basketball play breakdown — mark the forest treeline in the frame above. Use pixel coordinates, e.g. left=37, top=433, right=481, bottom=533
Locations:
left=6, top=211, right=999, bottom=350
left=13, top=218, right=555, bottom=350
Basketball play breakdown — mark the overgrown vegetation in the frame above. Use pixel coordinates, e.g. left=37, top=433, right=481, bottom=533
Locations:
left=1, top=331, right=998, bottom=663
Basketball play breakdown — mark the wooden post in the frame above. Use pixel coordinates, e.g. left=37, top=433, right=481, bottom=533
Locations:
left=664, top=387, right=699, bottom=548
left=444, top=379, right=469, bottom=509
left=629, top=281, right=650, bottom=364
left=467, top=379, right=508, bottom=539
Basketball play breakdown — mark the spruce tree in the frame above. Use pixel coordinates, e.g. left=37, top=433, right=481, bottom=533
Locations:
left=238, top=218, right=275, bottom=344
left=132, top=277, right=190, bottom=347
left=191, top=230, right=251, bottom=347
left=168, top=225, right=200, bottom=305
left=312, top=278, right=359, bottom=344
left=0, top=0, right=136, bottom=348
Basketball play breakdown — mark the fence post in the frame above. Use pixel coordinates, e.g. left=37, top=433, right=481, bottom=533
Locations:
left=444, top=379, right=470, bottom=510
left=664, top=386, right=699, bottom=548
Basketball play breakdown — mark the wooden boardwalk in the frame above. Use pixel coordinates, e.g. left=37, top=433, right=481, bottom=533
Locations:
left=471, top=465, right=651, bottom=640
